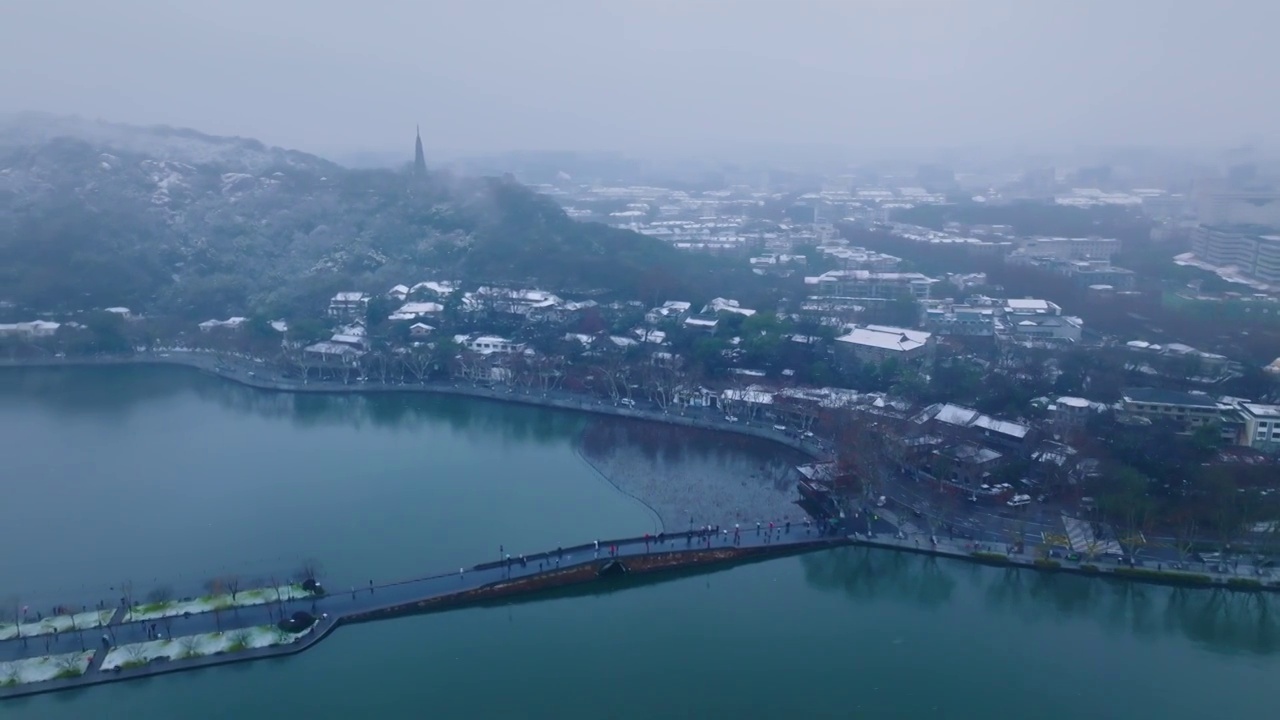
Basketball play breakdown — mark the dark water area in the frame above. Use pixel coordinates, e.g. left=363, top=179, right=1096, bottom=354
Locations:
left=3, top=366, right=1279, bottom=719
left=578, top=417, right=809, bottom=530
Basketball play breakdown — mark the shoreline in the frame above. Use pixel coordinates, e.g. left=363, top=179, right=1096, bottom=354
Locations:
left=3, top=355, right=1276, bottom=604
left=0, top=352, right=828, bottom=460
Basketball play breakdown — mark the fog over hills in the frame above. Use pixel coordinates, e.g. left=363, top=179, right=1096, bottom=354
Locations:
left=0, top=114, right=733, bottom=320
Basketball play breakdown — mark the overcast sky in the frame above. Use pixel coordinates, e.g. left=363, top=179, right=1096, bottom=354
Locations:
left=2, top=1, right=1275, bottom=159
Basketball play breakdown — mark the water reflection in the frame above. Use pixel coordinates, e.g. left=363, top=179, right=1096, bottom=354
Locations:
left=0, top=366, right=586, bottom=445
left=802, top=548, right=1280, bottom=655
left=581, top=416, right=806, bottom=472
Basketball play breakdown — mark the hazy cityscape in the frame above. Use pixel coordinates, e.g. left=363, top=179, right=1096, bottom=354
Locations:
left=2, top=2, right=1279, bottom=718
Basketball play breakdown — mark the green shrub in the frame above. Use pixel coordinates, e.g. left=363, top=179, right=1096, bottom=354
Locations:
left=1227, top=577, right=1263, bottom=589
left=226, top=631, right=251, bottom=653
left=1111, top=567, right=1212, bottom=585
left=54, top=667, right=83, bottom=680
left=1079, top=564, right=1100, bottom=573
left=120, top=659, right=148, bottom=670
left=970, top=551, right=1012, bottom=564
left=1034, top=559, right=1061, bottom=569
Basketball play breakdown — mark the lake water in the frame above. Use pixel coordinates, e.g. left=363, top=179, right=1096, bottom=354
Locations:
left=2, top=366, right=1277, bottom=719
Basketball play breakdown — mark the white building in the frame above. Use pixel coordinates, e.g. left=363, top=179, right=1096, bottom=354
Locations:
left=925, top=305, right=997, bottom=336
left=703, top=298, right=756, bottom=317
left=389, top=302, right=444, bottom=321
left=0, top=320, right=61, bottom=338
left=835, top=324, right=933, bottom=364
left=410, top=281, right=459, bottom=298
left=805, top=270, right=935, bottom=301
left=1190, top=225, right=1280, bottom=286
left=328, top=292, right=370, bottom=320
left=1010, top=237, right=1121, bottom=263
left=454, top=334, right=526, bottom=355
left=198, top=317, right=249, bottom=332
left=646, top=301, right=692, bottom=324
left=1238, top=403, right=1280, bottom=453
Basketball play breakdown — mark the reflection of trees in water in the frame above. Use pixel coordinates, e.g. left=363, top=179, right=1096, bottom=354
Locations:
left=803, top=548, right=1280, bottom=655
left=197, top=384, right=585, bottom=445
left=801, top=547, right=956, bottom=609
left=580, top=418, right=805, bottom=485
left=2, top=366, right=583, bottom=445
left=0, top=365, right=195, bottom=416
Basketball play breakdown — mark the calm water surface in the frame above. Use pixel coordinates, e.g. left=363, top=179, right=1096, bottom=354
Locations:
left=2, top=366, right=1276, bottom=719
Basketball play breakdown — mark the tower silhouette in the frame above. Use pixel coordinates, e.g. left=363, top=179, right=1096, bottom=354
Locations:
left=413, top=124, right=426, bottom=176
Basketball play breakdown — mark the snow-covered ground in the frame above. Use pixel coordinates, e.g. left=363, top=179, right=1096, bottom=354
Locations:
left=0, top=650, right=94, bottom=686
left=100, top=623, right=315, bottom=671
left=0, top=609, right=115, bottom=642
left=125, top=584, right=311, bottom=622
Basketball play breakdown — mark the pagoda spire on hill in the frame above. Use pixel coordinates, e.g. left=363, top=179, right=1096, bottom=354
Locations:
left=413, top=124, right=426, bottom=177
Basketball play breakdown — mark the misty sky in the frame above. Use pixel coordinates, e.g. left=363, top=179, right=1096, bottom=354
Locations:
left=2, top=1, right=1276, bottom=158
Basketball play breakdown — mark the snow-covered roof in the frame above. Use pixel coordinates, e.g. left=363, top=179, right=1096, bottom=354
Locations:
left=304, top=341, right=362, bottom=356
left=1005, top=298, right=1051, bottom=312
left=916, top=402, right=1030, bottom=440
left=721, top=388, right=775, bottom=405
left=835, top=325, right=931, bottom=353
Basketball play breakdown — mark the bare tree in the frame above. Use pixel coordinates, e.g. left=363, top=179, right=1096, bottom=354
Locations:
left=0, top=599, right=20, bottom=644
left=224, top=576, right=241, bottom=604
left=120, top=580, right=135, bottom=621
left=594, top=355, right=631, bottom=405
left=145, top=586, right=172, bottom=606
left=644, top=361, right=682, bottom=412
left=54, top=652, right=85, bottom=677
left=537, top=354, right=566, bottom=394
left=204, top=578, right=225, bottom=632
left=297, top=560, right=321, bottom=583
left=147, top=586, right=175, bottom=638
left=122, top=642, right=150, bottom=666
left=405, top=346, right=433, bottom=383
left=1171, top=511, right=1201, bottom=567
left=178, top=635, right=202, bottom=659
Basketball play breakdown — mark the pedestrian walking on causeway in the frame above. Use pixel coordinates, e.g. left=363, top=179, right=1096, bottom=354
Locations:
left=369, top=580, right=374, bottom=594
left=785, top=521, right=791, bottom=533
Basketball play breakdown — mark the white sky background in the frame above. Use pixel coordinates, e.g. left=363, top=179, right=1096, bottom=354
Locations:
left=0, top=0, right=1275, bottom=158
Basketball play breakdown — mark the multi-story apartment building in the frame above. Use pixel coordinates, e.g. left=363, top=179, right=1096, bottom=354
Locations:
left=1012, top=237, right=1121, bottom=263
left=1120, top=388, right=1231, bottom=434
left=804, top=270, right=935, bottom=301
left=1190, top=225, right=1280, bottom=285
